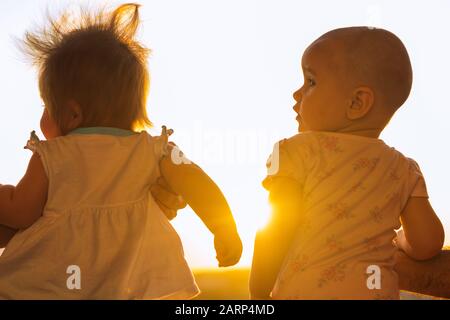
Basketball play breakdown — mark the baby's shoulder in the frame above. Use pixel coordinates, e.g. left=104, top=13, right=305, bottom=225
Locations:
left=278, top=132, right=310, bottom=146
left=276, top=132, right=318, bottom=158
left=383, top=144, right=420, bottom=166
left=24, top=131, right=54, bottom=153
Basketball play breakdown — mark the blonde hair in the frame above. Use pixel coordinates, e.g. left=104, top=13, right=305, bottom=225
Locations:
left=21, top=3, right=152, bottom=133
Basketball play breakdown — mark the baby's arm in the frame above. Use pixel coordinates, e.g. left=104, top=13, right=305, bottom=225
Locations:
left=0, top=224, right=17, bottom=248
left=150, top=176, right=187, bottom=220
left=0, top=153, right=48, bottom=230
left=396, top=197, right=445, bottom=260
left=249, top=177, right=303, bottom=299
left=159, top=154, right=242, bottom=267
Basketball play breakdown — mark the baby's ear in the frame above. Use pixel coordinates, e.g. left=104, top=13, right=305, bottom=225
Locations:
left=65, top=99, right=83, bottom=130
left=346, top=87, right=375, bottom=120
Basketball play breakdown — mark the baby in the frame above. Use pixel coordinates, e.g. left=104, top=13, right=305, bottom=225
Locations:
left=250, top=27, right=445, bottom=299
left=0, top=3, right=242, bottom=299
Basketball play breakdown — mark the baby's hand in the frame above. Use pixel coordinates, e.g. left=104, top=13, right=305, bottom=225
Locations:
left=150, top=177, right=187, bottom=220
left=214, top=227, right=243, bottom=267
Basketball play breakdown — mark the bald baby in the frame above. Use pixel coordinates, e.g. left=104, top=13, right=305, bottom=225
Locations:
left=317, top=27, right=412, bottom=112
left=293, top=27, right=413, bottom=135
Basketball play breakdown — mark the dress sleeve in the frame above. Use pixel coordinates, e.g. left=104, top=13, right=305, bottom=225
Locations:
left=153, top=128, right=192, bottom=168
left=152, top=126, right=173, bottom=160
left=399, top=157, right=429, bottom=212
left=262, top=138, right=305, bottom=191
left=407, top=158, right=429, bottom=198
left=24, top=130, right=50, bottom=178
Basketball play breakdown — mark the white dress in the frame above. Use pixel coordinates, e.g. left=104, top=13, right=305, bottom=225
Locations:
left=0, top=127, right=200, bottom=299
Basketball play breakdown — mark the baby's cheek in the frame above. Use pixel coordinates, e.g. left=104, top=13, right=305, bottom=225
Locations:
left=40, top=110, right=61, bottom=139
left=302, top=99, right=330, bottom=130
left=300, top=98, right=317, bottom=120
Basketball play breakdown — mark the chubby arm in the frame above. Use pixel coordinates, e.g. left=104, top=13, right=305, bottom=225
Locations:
left=0, top=224, right=17, bottom=248
left=159, top=155, right=242, bottom=267
left=396, top=197, right=445, bottom=261
left=249, top=177, right=303, bottom=299
left=0, top=153, right=48, bottom=229
left=150, top=176, right=187, bottom=220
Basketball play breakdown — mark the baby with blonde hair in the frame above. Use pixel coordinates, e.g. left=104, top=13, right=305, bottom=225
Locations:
left=250, top=27, right=445, bottom=300
left=0, top=3, right=242, bottom=299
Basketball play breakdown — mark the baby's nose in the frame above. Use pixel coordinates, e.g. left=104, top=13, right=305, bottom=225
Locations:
left=293, top=88, right=302, bottom=102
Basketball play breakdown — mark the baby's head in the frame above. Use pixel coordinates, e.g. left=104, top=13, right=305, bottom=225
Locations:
left=22, top=3, right=151, bottom=139
left=293, top=27, right=412, bottom=136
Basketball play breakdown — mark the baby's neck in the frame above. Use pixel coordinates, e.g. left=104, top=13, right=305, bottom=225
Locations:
left=336, top=128, right=382, bottom=139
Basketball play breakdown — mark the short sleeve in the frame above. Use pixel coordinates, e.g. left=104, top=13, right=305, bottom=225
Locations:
left=152, top=125, right=190, bottom=164
left=408, top=159, right=429, bottom=198
left=262, top=138, right=305, bottom=191
left=24, top=130, right=50, bottom=178
left=152, top=134, right=169, bottom=160
left=151, top=126, right=170, bottom=159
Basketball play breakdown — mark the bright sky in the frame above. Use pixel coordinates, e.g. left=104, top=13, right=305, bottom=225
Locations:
left=0, top=0, right=449, bottom=268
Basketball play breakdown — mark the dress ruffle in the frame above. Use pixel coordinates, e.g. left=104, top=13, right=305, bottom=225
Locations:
left=24, top=130, right=41, bottom=152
